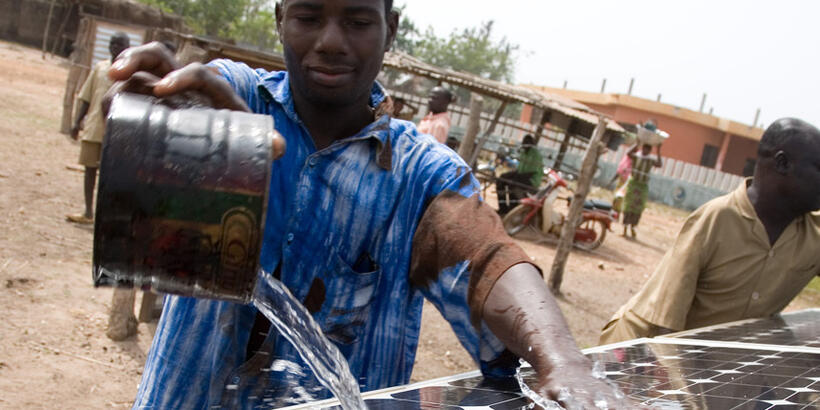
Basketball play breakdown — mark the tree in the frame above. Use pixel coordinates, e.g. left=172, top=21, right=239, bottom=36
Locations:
left=138, top=0, right=281, bottom=52
left=411, top=20, right=518, bottom=84
left=392, top=6, right=420, bottom=55
left=391, top=16, right=520, bottom=116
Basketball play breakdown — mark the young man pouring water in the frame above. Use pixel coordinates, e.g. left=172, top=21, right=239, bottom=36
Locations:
left=108, top=0, right=629, bottom=408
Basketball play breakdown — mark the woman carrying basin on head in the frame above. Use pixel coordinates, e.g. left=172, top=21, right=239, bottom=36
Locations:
left=622, top=121, right=663, bottom=238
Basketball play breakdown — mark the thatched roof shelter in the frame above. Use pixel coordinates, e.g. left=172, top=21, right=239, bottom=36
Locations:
left=382, top=52, right=624, bottom=137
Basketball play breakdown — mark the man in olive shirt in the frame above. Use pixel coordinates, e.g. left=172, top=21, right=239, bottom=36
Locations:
left=601, top=118, right=820, bottom=345
left=497, top=134, right=543, bottom=215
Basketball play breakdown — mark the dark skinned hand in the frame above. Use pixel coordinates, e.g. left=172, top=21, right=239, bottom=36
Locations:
left=70, top=125, right=80, bottom=141
left=103, top=41, right=285, bottom=159
left=532, top=361, right=639, bottom=409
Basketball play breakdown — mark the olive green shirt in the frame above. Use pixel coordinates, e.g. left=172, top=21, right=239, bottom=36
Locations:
left=616, top=179, right=820, bottom=332
left=517, top=147, right=543, bottom=187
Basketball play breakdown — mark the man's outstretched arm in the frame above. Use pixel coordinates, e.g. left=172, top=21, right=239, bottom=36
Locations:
left=483, top=263, right=633, bottom=408
left=410, top=187, right=634, bottom=408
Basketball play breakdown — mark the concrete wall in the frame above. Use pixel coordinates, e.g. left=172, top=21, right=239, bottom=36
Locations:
left=723, top=134, right=759, bottom=176
left=551, top=149, right=733, bottom=211
left=520, top=99, right=760, bottom=177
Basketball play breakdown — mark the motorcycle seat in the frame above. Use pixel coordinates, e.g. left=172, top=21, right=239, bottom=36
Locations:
left=583, top=199, right=613, bottom=211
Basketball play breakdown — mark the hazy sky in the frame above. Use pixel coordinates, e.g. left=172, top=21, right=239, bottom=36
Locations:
left=395, top=0, right=820, bottom=128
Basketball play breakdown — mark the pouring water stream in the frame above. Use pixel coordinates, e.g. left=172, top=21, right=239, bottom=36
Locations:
left=251, top=270, right=366, bottom=409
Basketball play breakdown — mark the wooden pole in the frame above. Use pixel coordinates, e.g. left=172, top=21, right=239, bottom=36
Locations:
left=42, top=0, right=58, bottom=59
left=531, top=109, right=550, bottom=145
left=458, top=92, right=483, bottom=162
left=468, top=101, right=508, bottom=167
left=50, top=2, right=75, bottom=56
left=548, top=116, right=607, bottom=294
left=553, top=122, right=574, bottom=171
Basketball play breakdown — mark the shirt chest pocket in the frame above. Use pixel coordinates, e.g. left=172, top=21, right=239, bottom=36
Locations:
left=315, top=253, right=380, bottom=346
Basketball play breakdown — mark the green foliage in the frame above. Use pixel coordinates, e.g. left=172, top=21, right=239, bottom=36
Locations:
left=398, top=19, right=518, bottom=84
left=392, top=14, right=519, bottom=116
left=138, top=0, right=281, bottom=52
left=392, top=6, right=419, bottom=55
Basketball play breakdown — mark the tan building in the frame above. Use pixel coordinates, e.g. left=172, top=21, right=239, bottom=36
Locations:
left=519, top=86, right=765, bottom=177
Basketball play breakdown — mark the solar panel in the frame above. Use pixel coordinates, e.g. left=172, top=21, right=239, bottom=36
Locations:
left=283, top=309, right=820, bottom=409
left=665, top=309, right=820, bottom=348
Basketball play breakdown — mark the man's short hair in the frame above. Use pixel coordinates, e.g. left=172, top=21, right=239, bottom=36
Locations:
left=758, top=118, right=819, bottom=158
left=281, top=0, right=393, bottom=13
left=523, top=134, right=535, bottom=145
left=434, top=86, right=453, bottom=103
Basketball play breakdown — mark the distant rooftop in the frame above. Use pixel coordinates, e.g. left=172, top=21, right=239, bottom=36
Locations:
left=520, top=85, right=765, bottom=141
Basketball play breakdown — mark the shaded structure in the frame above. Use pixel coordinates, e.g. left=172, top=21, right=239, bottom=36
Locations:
left=382, top=52, right=625, bottom=170
left=0, top=0, right=184, bottom=57
left=521, top=85, right=765, bottom=176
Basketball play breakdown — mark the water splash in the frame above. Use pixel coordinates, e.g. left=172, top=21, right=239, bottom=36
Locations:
left=516, top=359, right=634, bottom=410
left=252, top=271, right=365, bottom=410
left=515, top=360, right=565, bottom=410
left=591, top=360, right=607, bottom=380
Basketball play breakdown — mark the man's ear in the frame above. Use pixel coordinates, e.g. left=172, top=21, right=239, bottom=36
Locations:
left=774, top=150, right=791, bottom=175
left=384, top=10, right=399, bottom=52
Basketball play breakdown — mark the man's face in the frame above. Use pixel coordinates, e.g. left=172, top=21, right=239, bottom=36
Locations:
left=427, top=88, right=450, bottom=114
left=277, top=0, right=397, bottom=107
left=788, top=138, right=820, bottom=212
left=109, top=38, right=129, bottom=60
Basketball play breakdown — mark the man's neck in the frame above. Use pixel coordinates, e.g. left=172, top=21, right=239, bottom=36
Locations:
left=293, top=96, right=374, bottom=151
left=747, top=181, right=799, bottom=245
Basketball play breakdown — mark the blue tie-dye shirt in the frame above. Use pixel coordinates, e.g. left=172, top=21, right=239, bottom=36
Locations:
left=133, top=60, right=518, bottom=409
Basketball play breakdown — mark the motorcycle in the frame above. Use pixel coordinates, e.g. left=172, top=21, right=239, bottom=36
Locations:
left=501, top=169, right=617, bottom=251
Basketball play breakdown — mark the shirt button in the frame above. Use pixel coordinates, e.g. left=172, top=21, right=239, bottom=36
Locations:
left=768, top=250, right=774, bottom=258
left=752, top=292, right=760, bottom=300
left=308, top=157, right=318, bottom=167
left=287, top=233, right=294, bottom=243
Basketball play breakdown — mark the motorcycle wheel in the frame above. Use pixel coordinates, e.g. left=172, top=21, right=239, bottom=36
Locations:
left=501, top=204, right=534, bottom=237
left=574, top=219, right=607, bottom=251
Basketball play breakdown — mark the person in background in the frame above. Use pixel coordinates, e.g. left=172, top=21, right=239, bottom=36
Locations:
left=497, top=134, right=543, bottom=215
left=391, top=96, right=417, bottom=121
left=609, top=152, right=632, bottom=213
left=417, top=86, right=453, bottom=144
left=621, top=142, right=662, bottom=238
left=66, top=32, right=130, bottom=224
left=601, top=118, right=820, bottom=345
left=107, top=0, right=627, bottom=407
left=445, top=135, right=460, bottom=151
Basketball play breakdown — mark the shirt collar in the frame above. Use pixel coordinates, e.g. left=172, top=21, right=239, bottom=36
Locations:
left=257, top=71, right=393, bottom=170
left=734, top=178, right=758, bottom=221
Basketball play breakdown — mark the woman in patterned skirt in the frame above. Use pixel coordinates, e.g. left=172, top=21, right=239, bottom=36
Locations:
left=622, top=143, right=662, bottom=238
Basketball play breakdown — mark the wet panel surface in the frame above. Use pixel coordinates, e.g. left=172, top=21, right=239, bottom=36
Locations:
left=671, top=310, right=820, bottom=348
left=307, top=310, right=820, bottom=410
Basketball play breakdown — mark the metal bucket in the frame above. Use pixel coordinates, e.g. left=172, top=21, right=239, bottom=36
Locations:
left=93, top=93, right=274, bottom=303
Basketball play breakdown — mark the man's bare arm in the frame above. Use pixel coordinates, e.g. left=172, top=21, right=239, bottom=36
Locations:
left=483, top=263, right=635, bottom=408
left=70, top=101, right=90, bottom=140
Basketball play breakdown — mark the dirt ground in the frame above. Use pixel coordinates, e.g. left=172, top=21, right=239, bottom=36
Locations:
left=0, top=40, right=816, bottom=408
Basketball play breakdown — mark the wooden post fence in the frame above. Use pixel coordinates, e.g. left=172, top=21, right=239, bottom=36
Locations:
left=548, top=115, right=607, bottom=293
left=458, top=93, right=483, bottom=162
